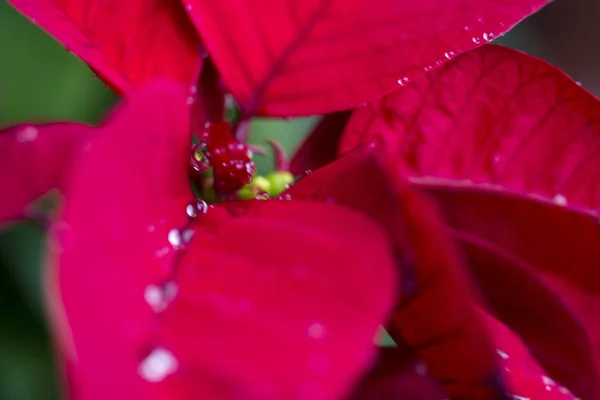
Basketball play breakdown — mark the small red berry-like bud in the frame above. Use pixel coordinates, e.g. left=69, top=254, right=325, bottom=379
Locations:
left=204, top=121, right=255, bottom=194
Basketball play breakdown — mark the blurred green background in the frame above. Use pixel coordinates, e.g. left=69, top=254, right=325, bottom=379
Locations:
left=0, top=0, right=598, bottom=398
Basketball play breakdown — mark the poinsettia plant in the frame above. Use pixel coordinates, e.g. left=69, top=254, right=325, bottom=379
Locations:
left=2, top=0, right=599, bottom=399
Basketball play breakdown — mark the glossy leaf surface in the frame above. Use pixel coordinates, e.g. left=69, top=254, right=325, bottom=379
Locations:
left=186, top=0, right=550, bottom=116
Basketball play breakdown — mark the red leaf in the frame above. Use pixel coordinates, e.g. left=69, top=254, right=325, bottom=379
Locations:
left=0, top=122, right=89, bottom=225
left=184, top=0, right=550, bottom=116
left=458, top=234, right=597, bottom=399
left=286, top=145, right=507, bottom=399
left=8, top=0, right=202, bottom=93
left=351, top=315, right=580, bottom=400
left=479, top=310, right=579, bottom=400
left=341, top=44, right=600, bottom=212
left=191, top=58, right=226, bottom=129
left=48, top=81, right=193, bottom=399
left=339, top=44, right=600, bottom=398
left=413, top=181, right=600, bottom=399
left=159, top=200, right=397, bottom=399
left=289, top=112, right=351, bottom=175
left=49, top=84, right=397, bottom=399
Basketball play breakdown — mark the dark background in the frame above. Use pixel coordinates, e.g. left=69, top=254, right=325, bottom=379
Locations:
left=0, top=0, right=597, bottom=398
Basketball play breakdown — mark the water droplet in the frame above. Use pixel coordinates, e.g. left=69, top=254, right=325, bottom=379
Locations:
left=414, top=362, right=427, bottom=376
left=424, top=65, right=434, bottom=72
left=144, top=282, right=178, bottom=312
left=191, top=144, right=211, bottom=171
left=256, top=192, right=270, bottom=200
left=186, top=199, right=208, bottom=218
left=147, top=225, right=156, bottom=233
left=17, top=126, right=38, bottom=142
left=185, top=3, right=192, bottom=11
left=167, top=229, right=182, bottom=248
left=472, top=37, right=481, bottom=44
left=181, top=229, right=194, bottom=244
left=483, top=32, right=490, bottom=41
left=552, top=194, right=567, bottom=206
left=444, top=51, right=454, bottom=59
left=186, top=96, right=195, bottom=105
left=138, top=347, right=178, bottom=382
left=189, top=85, right=197, bottom=94
left=185, top=204, right=197, bottom=218
left=155, top=246, right=170, bottom=258
left=279, top=193, right=292, bottom=201
left=397, top=77, right=409, bottom=86
left=307, top=322, right=326, bottom=340
left=462, top=25, right=471, bottom=32
left=576, top=81, right=582, bottom=86
left=542, top=376, right=554, bottom=386
left=496, top=349, right=509, bottom=359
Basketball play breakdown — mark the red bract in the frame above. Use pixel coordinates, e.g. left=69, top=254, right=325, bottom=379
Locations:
left=11, top=0, right=551, bottom=117
left=286, top=143, right=586, bottom=399
left=184, top=0, right=551, bottom=116
left=289, top=112, right=352, bottom=175
left=3, top=2, right=596, bottom=399
left=287, top=147, right=506, bottom=399
left=310, top=44, right=600, bottom=398
left=0, top=122, right=90, bottom=225
left=7, top=0, right=202, bottom=92
left=34, top=82, right=400, bottom=399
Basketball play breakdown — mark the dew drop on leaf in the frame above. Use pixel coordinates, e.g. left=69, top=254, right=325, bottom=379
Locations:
left=552, top=194, right=568, bottom=206
left=496, top=349, right=509, bottom=359
left=144, top=282, right=178, bottom=312
left=181, top=228, right=194, bottom=244
left=138, top=347, right=178, bottom=382
left=414, top=362, right=428, bottom=376
left=186, top=199, right=208, bottom=218
left=17, top=126, right=38, bottom=142
left=191, top=143, right=211, bottom=172
left=307, top=322, right=326, bottom=340
left=167, top=228, right=182, bottom=248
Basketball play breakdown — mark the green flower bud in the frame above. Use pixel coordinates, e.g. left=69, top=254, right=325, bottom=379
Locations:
left=266, top=171, right=294, bottom=196
left=237, top=175, right=271, bottom=200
